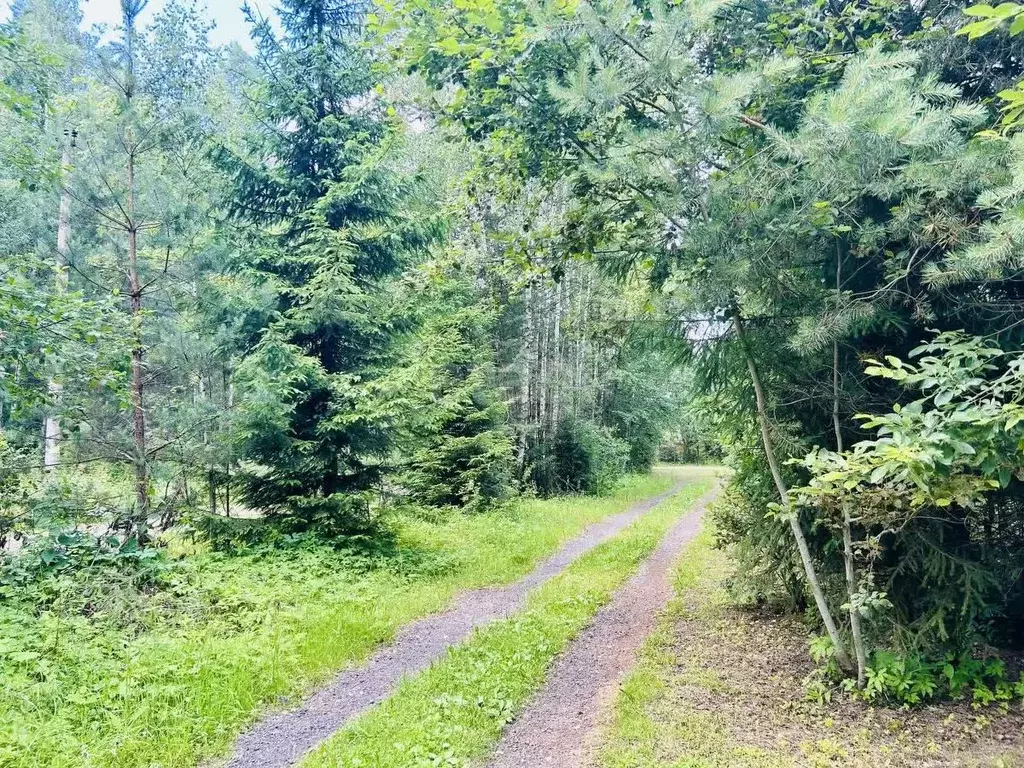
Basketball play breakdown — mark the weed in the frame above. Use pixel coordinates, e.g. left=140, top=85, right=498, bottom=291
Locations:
left=0, top=472, right=678, bottom=768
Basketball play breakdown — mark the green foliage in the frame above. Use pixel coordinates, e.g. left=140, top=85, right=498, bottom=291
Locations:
left=220, top=0, right=441, bottom=532
left=530, top=417, right=630, bottom=496
left=395, top=301, right=515, bottom=511
left=710, top=445, right=807, bottom=611
left=0, top=473, right=672, bottom=768
left=793, top=332, right=1024, bottom=653
left=846, top=648, right=1024, bottom=708
left=604, top=350, right=684, bottom=471
left=395, top=0, right=1024, bottom=689
left=957, top=3, right=1024, bottom=129
left=0, top=530, right=167, bottom=608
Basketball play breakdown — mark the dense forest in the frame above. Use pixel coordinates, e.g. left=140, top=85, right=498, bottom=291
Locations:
left=1, top=0, right=1024, bottom=765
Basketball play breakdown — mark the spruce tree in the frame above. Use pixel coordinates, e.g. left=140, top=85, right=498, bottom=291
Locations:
left=221, top=0, right=438, bottom=532
left=395, top=295, right=514, bottom=511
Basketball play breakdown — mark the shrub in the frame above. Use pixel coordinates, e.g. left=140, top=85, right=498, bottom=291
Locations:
left=191, top=491, right=376, bottom=550
left=529, top=417, right=629, bottom=496
left=711, top=442, right=808, bottom=611
left=808, top=636, right=1024, bottom=708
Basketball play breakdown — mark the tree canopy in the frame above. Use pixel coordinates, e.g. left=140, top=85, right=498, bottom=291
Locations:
left=2, top=0, right=1024, bottom=708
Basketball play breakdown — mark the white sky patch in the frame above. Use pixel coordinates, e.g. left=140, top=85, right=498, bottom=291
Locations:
left=1, top=0, right=274, bottom=50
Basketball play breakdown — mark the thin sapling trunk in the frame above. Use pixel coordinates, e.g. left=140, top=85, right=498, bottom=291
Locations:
left=833, top=243, right=868, bottom=687
left=43, top=130, right=76, bottom=475
left=733, top=311, right=854, bottom=672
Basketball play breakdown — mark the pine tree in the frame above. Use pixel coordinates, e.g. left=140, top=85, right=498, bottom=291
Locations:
left=221, top=0, right=439, bottom=532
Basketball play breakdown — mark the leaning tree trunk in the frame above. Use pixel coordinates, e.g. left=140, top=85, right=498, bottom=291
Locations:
left=43, top=130, right=76, bottom=476
left=833, top=244, right=867, bottom=687
left=733, top=311, right=853, bottom=672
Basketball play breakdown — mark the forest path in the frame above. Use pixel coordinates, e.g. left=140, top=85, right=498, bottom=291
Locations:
left=222, top=473, right=698, bottom=768
left=484, top=479, right=721, bottom=768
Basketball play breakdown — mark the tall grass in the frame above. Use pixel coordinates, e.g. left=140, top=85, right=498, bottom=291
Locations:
left=0, top=473, right=673, bottom=768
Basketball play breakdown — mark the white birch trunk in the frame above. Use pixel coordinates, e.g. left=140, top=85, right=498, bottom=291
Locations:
left=43, top=131, right=75, bottom=475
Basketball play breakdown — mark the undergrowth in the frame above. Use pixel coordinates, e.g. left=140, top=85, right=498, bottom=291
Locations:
left=0, top=472, right=674, bottom=768
left=807, top=641, right=1024, bottom=709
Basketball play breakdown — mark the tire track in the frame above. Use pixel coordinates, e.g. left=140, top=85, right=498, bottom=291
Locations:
left=484, top=482, right=721, bottom=768
left=223, top=477, right=694, bottom=768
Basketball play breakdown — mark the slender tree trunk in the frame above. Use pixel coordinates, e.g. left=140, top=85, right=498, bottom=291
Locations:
left=575, top=267, right=587, bottom=419
left=522, top=282, right=533, bottom=425
left=552, top=279, right=562, bottom=428
left=733, top=311, right=853, bottom=672
left=539, top=284, right=548, bottom=436
left=119, top=9, right=149, bottom=529
left=225, top=365, right=234, bottom=516
left=198, top=373, right=216, bottom=515
left=517, top=281, right=533, bottom=476
left=591, top=299, right=600, bottom=420
left=43, top=131, right=76, bottom=475
left=127, top=146, right=149, bottom=522
left=841, top=501, right=867, bottom=686
left=833, top=243, right=867, bottom=687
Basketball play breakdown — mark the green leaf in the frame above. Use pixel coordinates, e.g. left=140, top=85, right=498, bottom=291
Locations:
left=963, top=4, right=998, bottom=16
left=8, top=651, right=41, bottom=663
left=957, top=18, right=1002, bottom=37
left=992, top=2, right=1024, bottom=18
left=436, top=37, right=462, bottom=55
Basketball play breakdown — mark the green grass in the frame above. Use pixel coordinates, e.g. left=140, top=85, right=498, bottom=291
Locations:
left=594, top=526, right=789, bottom=768
left=0, top=473, right=675, bottom=768
left=299, top=473, right=714, bottom=768
left=595, top=522, right=1024, bottom=768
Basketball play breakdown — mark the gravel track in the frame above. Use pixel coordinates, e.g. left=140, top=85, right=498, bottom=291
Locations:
left=484, top=480, right=721, bottom=768
left=222, top=479, right=691, bottom=768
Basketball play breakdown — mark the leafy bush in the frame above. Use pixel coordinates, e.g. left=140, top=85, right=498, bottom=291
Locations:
left=189, top=492, right=377, bottom=551
left=0, top=436, right=31, bottom=548
left=711, top=441, right=808, bottom=611
left=808, top=636, right=1024, bottom=708
left=793, top=333, right=1024, bottom=665
left=0, top=530, right=172, bottom=628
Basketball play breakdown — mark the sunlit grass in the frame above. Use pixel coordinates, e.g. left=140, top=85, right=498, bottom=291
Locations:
left=0, top=473, right=676, bottom=768
left=300, top=472, right=713, bottom=768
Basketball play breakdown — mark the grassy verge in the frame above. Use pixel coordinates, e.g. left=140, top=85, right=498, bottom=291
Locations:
left=0, top=473, right=675, bottom=768
left=299, top=471, right=714, bottom=768
left=596, top=527, right=1024, bottom=768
